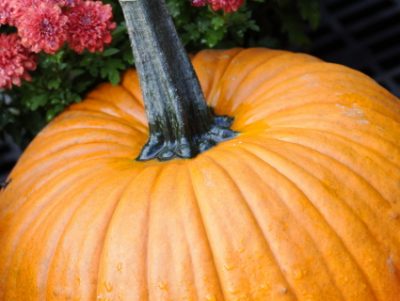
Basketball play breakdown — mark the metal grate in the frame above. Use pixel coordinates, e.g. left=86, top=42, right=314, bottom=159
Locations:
left=310, top=0, right=400, bottom=96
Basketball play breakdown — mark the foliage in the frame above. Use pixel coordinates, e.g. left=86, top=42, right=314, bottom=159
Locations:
left=0, top=0, right=320, bottom=147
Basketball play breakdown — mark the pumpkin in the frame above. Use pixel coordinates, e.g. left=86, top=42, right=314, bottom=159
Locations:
left=1, top=48, right=400, bottom=301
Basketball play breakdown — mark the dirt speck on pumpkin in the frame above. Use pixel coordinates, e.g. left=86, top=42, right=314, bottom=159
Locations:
left=386, top=255, right=398, bottom=275
left=205, top=294, right=217, bottom=301
left=293, top=268, right=307, bottom=280
left=104, top=281, right=113, bottom=292
left=336, top=103, right=367, bottom=119
left=158, top=281, right=168, bottom=291
left=223, top=263, right=235, bottom=271
left=278, top=286, right=288, bottom=294
left=389, top=211, right=399, bottom=220
left=357, top=119, right=369, bottom=125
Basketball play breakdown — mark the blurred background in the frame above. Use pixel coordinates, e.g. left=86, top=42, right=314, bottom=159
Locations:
left=1, top=0, right=400, bottom=183
left=310, top=0, right=400, bottom=95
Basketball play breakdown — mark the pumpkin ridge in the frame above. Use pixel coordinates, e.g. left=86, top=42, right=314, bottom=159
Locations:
left=145, top=167, right=165, bottom=301
left=232, top=61, right=335, bottom=107
left=276, top=128, right=400, bottom=169
left=267, top=113, right=400, bottom=144
left=86, top=84, right=147, bottom=125
left=41, top=116, right=145, bottom=137
left=94, top=166, right=162, bottom=301
left=120, top=70, right=144, bottom=105
left=8, top=143, right=136, bottom=192
left=186, top=163, right=228, bottom=301
left=175, top=164, right=233, bottom=300
left=203, top=153, right=308, bottom=300
left=242, top=138, right=394, bottom=219
left=265, top=126, right=399, bottom=170
left=74, top=97, right=134, bottom=124
left=261, top=125, right=400, bottom=169
left=71, top=97, right=146, bottom=125
left=229, top=146, right=380, bottom=300
left=69, top=104, right=128, bottom=123
left=320, top=71, right=398, bottom=102
left=86, top=84, right=142, bottom=116
left=51, top=110, right=146, bottom=133
left=146, top=164, right=173, bottom=298
left=39, top=127, right=142, bottom=143
left=263, top=128, right=400, bottom=204
left=236, top=86, right=400, bottom=126
left=257, top=138, right=400, bottom=240
left=174, top=166, right=200, bottom=300
left=239, top=67, right=392, bottom=112
left=210, top=49, right=291, bottom=111
left=210, top=147, right=374, bottom=300
left=267, top=78, right=399, bottom=114
left=207, top=49, right=243, bottom=108
left=215, top=48, right=283, bottom=103
left=257, top=126, right=400, bottom=172
left=238, top=143, right=400, bottom=300
left=23, top=129, right=141, bottom=163
left=233, top=145, right=382, bottom=300
left=4, top=158, right=100, bottom=209
left=42, top=174, right=131, bottom=300
left=1, top=166, right=105, bottom=300
left=224, top=54, right=320, bottom=113
left=244, top=137, right=393, bottom=211
left=153, top=164, right=219, bottom=300
left=0, top=158, right=103, bottom=224
left=43, top=125, right=140, bottom=139
left=46, top=170, right=138, bottom=300
left=262, top=102, right=400, bottom=131
left=259, top=139, right=400, bottom=259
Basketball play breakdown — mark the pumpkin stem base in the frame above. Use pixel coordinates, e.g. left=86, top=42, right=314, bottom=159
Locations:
left=138, top=114, right=235, bottom=161
left=120, top=0, right=236, bottom=161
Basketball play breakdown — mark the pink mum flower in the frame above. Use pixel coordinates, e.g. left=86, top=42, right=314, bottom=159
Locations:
left=191, top=0, right=208, bottom=7
left=66, top=0, right=116, bottom=54
left=46, top=0, right=77, bottom=7
left=192, top=0, right=244, bottom=12
left=16, top=2, right=68, bottom=54
left=0, top=34, right=37, bottom=89
left=210, top=0, right=244, bottom=12
left=0, top=0, right=16, bottom=25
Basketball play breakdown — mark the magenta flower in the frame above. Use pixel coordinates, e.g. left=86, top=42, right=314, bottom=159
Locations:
left=192, top=0, right=244, bottom=12
left=48, top=0, right=77, bottom=7
left=16, top=2, right=68, bottom=54
left=210, top=0, right=244, bottom=12
left=66, top=0, right=116, bottom=53
left=191, top=0, right=208, bottom=7
left=0, top=34, right=37, bottom=89
left=0, top=1, right=16, bottom=25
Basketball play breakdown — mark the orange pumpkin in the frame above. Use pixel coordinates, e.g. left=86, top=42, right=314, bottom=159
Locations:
left=1, top=48, right=400, bottom=300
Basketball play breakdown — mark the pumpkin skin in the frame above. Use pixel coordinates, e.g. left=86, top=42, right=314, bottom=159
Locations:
left=1, top=48, right=400, bottom=301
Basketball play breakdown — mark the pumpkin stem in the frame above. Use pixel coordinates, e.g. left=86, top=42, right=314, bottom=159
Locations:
left=119, top=0, right=236, bottom=161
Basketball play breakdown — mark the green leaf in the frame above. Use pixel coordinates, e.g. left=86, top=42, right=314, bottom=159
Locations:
left=28, top=95, right=48, bottom=111
left=102, top=48, right=120, bottom=57
left=211, top=16, right=225, bottom=29
left=298, top=0, right=320, bottom=29
left=47, top=78, right=62, bottom=90
left=108, top=69, right=121, bottom=85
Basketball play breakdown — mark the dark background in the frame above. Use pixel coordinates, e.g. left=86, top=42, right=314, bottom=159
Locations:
left=1, top=0, right=400, bottom=183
